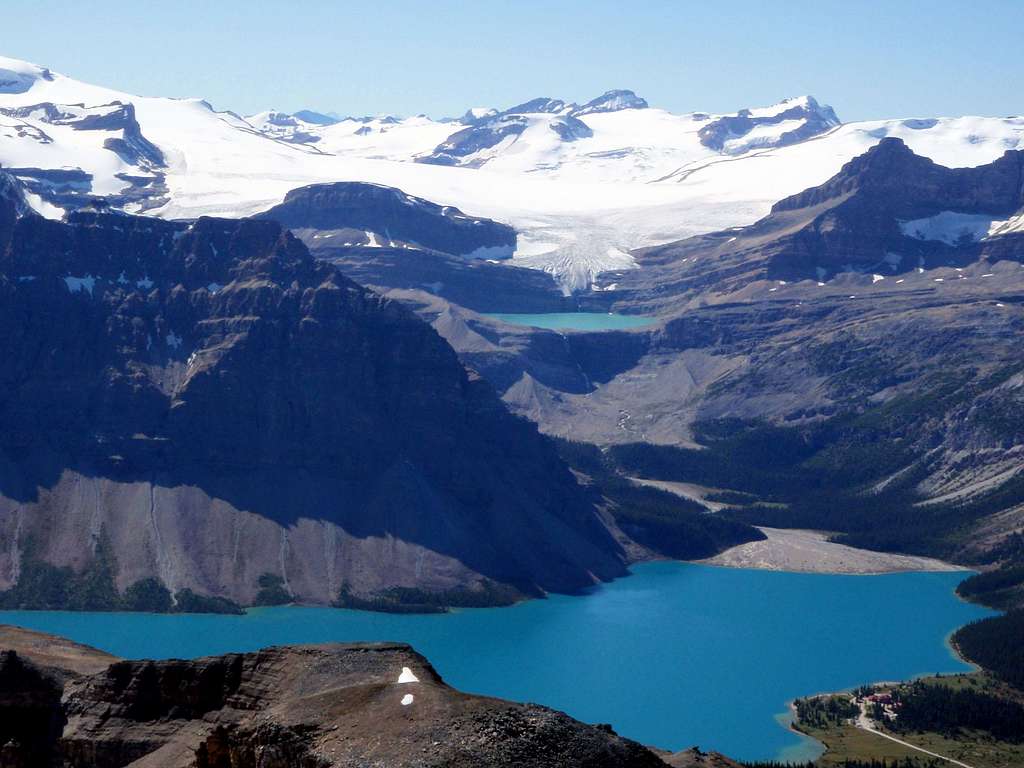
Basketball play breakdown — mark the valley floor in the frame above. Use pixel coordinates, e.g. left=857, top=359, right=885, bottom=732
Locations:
left=697, top=527, right=964, bottom=575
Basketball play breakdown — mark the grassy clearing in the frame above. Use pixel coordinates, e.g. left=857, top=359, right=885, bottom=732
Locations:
left=792, top=676, right=1024, bottom=768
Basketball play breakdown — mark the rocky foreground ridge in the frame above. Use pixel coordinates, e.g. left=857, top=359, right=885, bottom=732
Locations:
left=0, top=625, right=738, bottom=768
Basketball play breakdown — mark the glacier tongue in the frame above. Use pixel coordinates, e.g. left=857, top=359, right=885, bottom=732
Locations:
left=512, top=217, right=639, bottom=294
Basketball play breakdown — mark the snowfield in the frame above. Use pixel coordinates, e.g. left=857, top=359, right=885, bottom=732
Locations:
left=1, top=55, right=1022, bottom=292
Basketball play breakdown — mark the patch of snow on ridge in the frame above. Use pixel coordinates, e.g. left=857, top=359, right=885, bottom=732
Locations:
left=990, top=211, right=1024, bottom=236
left=463, top=244, right=514, bottom=260
left=23, top=191, right=64, bottom=220
left=401, top=693, right=414, bottom=706
left=899, top=211, right=1007, bottom=245
left=397, top=667, right=419, bottom=684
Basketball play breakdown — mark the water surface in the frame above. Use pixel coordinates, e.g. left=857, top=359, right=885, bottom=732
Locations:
left=484, top=312, right=655, bottom=330
left=0, top=562, right=992, bottom=762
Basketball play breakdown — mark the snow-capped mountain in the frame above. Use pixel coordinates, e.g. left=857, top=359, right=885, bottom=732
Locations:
left=243, top=110, right=455, bottom=160
left=694, top=95, right=840, bottom=155
left=1, top=53, right=1022, bottom=292
left=573, top=89, right=650, bottom=116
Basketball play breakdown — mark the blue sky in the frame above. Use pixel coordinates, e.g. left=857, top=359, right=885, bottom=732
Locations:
left=2, top=0, right=1020, bottom=121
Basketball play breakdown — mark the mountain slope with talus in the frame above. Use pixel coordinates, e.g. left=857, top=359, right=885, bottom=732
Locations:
left=0, top=168, right=628, bottom=609
left=1, top=53, right=1021, bottom=294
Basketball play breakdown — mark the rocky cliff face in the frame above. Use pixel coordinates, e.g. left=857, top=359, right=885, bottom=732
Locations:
left=256, top=181, right=554, bottom=313
left=257, top=182, right=517, bottom=258
left=0, top=171, right=626, bottom=608
left=0, top=626, right=676, bottom=768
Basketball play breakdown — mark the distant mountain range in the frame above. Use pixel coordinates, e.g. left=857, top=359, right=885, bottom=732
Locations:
left=2, top=54, right=1021, bottom=292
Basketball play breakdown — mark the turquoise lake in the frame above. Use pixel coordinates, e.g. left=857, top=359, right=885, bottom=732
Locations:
left=0, top=562, right=993, bottom=762
left=484, top=312, right=656, bottom=330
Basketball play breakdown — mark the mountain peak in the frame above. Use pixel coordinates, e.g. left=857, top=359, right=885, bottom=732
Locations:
left=292, top=109, right=339, bottom=126
left=770, top=138, right=940, bottom=213
left=740, top=95, right=838, bottom=122
left=838, top=137, right=933, bottom=181
left=500, top=97, right=572, bottom=116
left=699, top=95, right=840, bottom=154
left=573, top=89, right=648, bottom=116
left=459, top=106, right=499, bottom=125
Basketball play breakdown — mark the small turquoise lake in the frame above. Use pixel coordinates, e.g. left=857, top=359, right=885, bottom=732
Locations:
left=484, top=312, right=655, bottom=330
left=0, top=562, right=993, bottom=763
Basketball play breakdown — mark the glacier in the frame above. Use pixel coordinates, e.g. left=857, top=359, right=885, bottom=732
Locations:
left=0, top=55, right=1022, bottom=292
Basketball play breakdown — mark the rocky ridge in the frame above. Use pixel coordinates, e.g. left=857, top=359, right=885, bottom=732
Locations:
left=0, top=625, right=728, bottom=768
left=256, top=181, right=517, bottom=258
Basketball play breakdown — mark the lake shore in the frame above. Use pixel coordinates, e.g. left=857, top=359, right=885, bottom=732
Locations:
left=697, top=526, right=966, bottom=575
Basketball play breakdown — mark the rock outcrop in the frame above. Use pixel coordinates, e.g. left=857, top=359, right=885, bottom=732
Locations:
left=256, top=182, right=569, bottom=313
left=0, top=626, right=675, bottom=768
left=256, top=182, right=517, bottom=258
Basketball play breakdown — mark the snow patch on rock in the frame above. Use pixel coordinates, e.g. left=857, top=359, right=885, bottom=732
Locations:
left=899, top=211, right=1007, bottom=245
left=63, top=274, right=96, bottom=295
left=397, top=667, right=419, bottom=684
left=463, top=243, right=514, bottom=260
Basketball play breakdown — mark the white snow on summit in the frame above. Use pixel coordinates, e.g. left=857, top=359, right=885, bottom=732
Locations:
left=746, top=95, right=821, bottom=119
